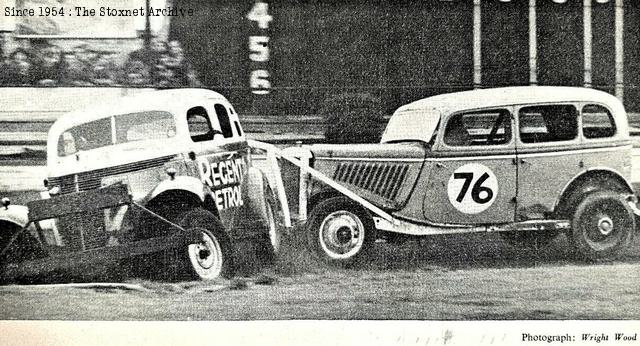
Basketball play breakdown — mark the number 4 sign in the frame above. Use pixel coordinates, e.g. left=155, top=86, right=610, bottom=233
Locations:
left=447, top=163, right=499, bottom=214
left=247, top=1, right=273, bottom=29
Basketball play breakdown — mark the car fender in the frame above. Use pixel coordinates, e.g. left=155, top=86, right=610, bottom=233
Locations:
left=0, top=204, right=47, bottom=244
left=0, top=204, right=29, bottom=228
left=553, top=167, right=634, bottom=214
left=146, top=176, right=207, bottom=203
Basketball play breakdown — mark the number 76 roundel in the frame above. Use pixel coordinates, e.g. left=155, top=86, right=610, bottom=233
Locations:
left=447, top=163, right=499, bottom=214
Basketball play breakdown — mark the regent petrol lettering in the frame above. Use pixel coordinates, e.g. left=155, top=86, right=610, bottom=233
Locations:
left=198, top=157, right=244, bottom=187
left=197, top=157, right=245, bottom=210
left=213, top=185, right=243, bottom=210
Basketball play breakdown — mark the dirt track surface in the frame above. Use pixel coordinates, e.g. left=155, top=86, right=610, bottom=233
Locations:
left=1, top=233, right=640, bottom=320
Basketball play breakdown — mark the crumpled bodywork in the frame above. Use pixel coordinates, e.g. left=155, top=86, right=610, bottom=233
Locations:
left=307, top=142, right=426, bottom=210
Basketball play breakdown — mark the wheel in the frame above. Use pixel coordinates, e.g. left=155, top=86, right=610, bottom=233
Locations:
left=0, top=221, right=48, bottom=284
left=178, top=208, right=234, bottom=280
left=500, top=230, right=559, bottom=250
left=0, top=221, right=45, bottom=264
left=253, top=188, right=286, bottom=266
left=264, top=188, right=285, bottom=256
left=306, top=196, right=375, bottom=266
left=570, top=191, right=635, bottom=260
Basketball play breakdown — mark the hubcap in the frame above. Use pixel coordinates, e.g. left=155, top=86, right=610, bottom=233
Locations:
left=336, top=226, right=353, bottom=244
left=581, top=199, right=629, bottom=252
left=597, top=217, right=614, bottom=236
left=188, top=229, right=223, bottom=279
left=318, top=210, right=365, bottom=260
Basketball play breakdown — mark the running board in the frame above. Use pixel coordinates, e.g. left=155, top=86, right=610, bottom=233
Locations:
left=373, top=217, right=570, bottom=237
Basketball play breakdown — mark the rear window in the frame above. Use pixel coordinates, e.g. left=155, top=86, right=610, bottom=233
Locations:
left=519, top=105, right=578, bottom=144
left=214, top=104, right=234, bottom=138
left=582, top=104, right=616, bottom=139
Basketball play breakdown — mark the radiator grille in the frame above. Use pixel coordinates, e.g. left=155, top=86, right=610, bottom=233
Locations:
left=333, top=162, right=409, bottom=200
left=49, top=155, right=175, bottom=194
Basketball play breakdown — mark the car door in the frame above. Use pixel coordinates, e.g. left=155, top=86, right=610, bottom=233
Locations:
left=422, top=108, right=517, bottom=225
left=514, top=103, right=583, bottom=221
left=187, top=103, right=247, bottom=226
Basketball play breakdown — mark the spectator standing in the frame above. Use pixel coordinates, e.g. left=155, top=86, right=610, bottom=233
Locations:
left=4, top=49, right=34, bottom=85
left=32, top=44, right=65, bottom=86
left=91, top=53, right=118, bottom=86
left=60, top=50, right=89, bottom=86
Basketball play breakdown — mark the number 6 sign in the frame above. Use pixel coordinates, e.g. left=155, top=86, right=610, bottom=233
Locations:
left=447, top=163, right=498, bottom=214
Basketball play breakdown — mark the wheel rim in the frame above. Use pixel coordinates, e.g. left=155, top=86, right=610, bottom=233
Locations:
left=187, top=229, right=223, bottom=279
left=266, top=202, right=279, bottom=251
left=318, top=210, right=365, bottom=260
left=579, top=199, right=629, bottom=252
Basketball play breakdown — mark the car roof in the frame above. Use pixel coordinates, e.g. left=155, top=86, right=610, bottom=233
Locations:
left=49, top=88, right=228, bottom=133
left=382, top=86, right=628, bottom=144
left=397, top=86, right=626, bottom=115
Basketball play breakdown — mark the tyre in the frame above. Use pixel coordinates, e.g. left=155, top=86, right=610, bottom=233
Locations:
left=306, top=196, right=375, bottom=266
left=500, top=230, right=559, bottom=250
left=0, top=221, right=47, bottom=284
left=178, top=208, right=234, bottom=280
left=264, top=189, right=285, bottom=256
left=0, top=221, right=45, bottom=264
left=570, top=191, right=635, bottom=260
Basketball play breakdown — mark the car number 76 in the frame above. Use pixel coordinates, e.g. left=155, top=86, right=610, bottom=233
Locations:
left=453, top=172, right=494, bottom=204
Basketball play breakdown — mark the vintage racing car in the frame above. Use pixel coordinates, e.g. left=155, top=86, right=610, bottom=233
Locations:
left=278, top=86, right=639, bottom=265
left=0, top=89, right=283, bottom=282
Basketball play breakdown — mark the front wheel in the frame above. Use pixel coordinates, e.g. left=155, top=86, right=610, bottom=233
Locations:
left=178, top=208, right=234, bottom=280
left=306, top=196, right=375, bottom=266
left=570, top=191, right=635, bottom=260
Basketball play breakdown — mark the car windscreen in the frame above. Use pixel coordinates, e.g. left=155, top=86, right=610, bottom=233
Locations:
left=57, top=111, right=175, bottom=157
left=381, top=108, right=440, bottom=144
left=57, top=118, right=112, bottom=157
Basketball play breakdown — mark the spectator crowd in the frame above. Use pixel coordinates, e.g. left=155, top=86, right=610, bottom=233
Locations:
left=0, top=39, right=201, bottom=88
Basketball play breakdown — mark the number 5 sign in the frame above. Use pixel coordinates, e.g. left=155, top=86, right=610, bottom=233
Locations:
left=447, top=163, right=499, bottom=214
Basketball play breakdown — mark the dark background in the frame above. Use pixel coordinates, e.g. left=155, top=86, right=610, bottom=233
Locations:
left=170, top=0, right=640, bottom=116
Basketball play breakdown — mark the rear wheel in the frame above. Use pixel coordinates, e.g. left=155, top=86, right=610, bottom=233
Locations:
left=264, top=189, right=285, bottom=256
left=570, top=191, right=634, bottom=260
left=306, top=196, right=375, bottom=266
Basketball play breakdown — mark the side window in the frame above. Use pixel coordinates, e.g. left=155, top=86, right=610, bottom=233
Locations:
left=443, top=109, right=511, bottom=147
left=582, top=104, right=616, bottom=139
left=234, top=120, right=244, bottom=136
left=187, top=106, right=215, bottom=142
left=228, top=106, right=244, bottom=137
left=214, top=104, right=233, bottom=138
left=519, top=105, right=578, bottom=144
left=115, top=111, right=176, bottom=143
